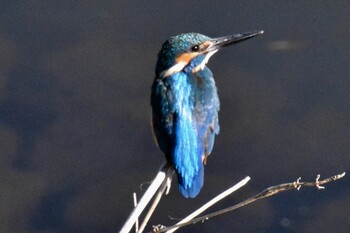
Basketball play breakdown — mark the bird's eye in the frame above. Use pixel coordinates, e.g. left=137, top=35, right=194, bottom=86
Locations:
left=191, top=45, right=200, bottom=52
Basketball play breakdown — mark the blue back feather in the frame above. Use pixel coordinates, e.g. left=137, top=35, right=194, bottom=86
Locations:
left=172, top=72, right=202, bottom=197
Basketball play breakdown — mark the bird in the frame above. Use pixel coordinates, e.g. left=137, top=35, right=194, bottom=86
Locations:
left=151, top=30, right=263, bottom=198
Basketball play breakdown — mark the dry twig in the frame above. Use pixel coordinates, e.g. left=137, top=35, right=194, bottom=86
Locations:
left=120, top=162, right=168, bottom=233
left=137, top=168, right=174, bottom=233
left=165, top=176, right=251, bottom=233
left=152, top=172, right=346, bottom=233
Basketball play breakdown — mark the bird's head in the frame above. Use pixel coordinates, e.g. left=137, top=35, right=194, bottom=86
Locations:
left=156, top=30, right=264, bottom=78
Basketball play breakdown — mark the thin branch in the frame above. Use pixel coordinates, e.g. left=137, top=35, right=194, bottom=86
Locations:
left=152, top=172, right=346, bottom=233
left=133, top=193, right=139, bottom=233
left=165, top=176, right=251, bottom=233
left=119, top=162, right=168, bottom=233
left=138, top=168, right=174, bottom=233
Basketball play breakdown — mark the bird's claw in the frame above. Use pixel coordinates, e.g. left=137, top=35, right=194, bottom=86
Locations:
left=165, top=176, right=172, bottom=195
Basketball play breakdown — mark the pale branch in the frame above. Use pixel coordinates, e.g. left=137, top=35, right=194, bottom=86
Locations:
left=120, top=162, right=168, bottom=233
left=165, top=176, right=251, bottom=233
left=152, top=172, right=346, bottom=233
left=138, top=168, right=174, bottom=233
left=133, top=193, right=139, bottom=233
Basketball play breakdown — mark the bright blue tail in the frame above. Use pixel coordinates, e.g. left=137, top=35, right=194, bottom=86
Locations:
left=178, top=164, right=204, bottom=198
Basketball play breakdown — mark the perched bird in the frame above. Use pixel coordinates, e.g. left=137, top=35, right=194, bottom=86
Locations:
left=151, top=31, right=263, bottom=198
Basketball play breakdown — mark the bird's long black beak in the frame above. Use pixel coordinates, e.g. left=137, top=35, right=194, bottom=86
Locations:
left=207, top=30, right=264, bottom=52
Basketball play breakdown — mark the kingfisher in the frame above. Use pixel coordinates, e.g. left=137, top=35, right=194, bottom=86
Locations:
left=151, top=30, right=263, bottom=198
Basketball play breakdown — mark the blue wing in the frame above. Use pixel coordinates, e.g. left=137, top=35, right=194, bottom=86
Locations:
left=151, top=67, right=219, bottom=198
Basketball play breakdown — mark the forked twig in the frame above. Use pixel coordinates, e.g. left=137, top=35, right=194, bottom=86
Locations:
left=138, top=168, right=174, bottom=233
left=152, top=172, right=346, bottom=233
left=119, top=162, right=168, bottom=233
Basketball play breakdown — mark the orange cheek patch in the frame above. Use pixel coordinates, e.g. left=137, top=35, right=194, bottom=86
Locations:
left=175, top=52, right=199, bottom=64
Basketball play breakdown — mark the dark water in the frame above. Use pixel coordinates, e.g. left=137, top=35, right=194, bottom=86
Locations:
left=0, top=1, right=349, bottom=233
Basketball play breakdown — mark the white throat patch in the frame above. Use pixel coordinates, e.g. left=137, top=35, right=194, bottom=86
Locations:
left=160, top=61, right=187, bottom=78
left=192, top=50, right=218, bottom=73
